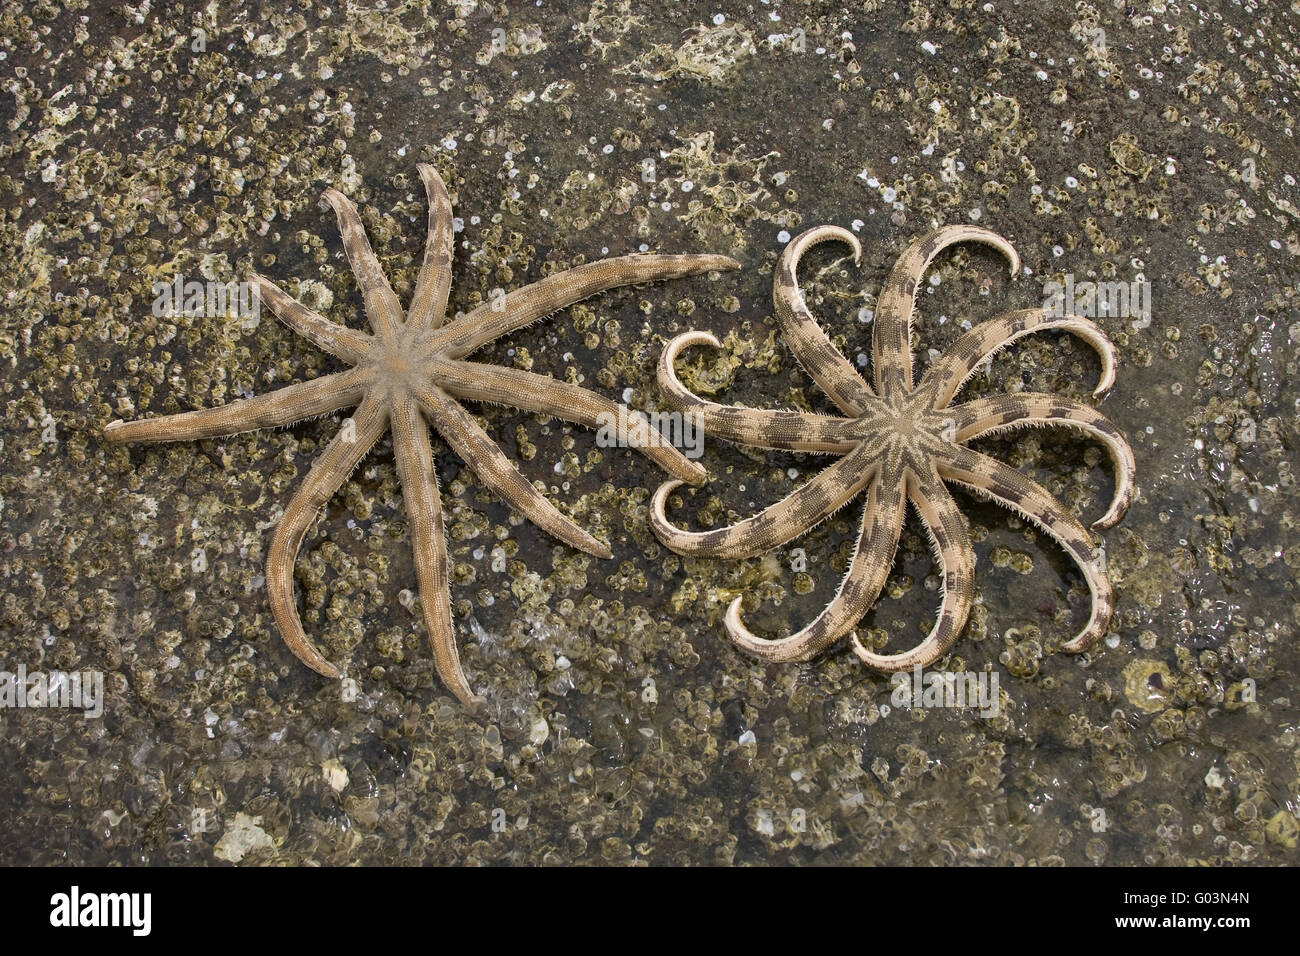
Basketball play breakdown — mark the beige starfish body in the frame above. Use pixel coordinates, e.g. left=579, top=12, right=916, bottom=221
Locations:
left=651, top=224, right=1136, bottom=671
left=106, top=164, right=737, bottom=708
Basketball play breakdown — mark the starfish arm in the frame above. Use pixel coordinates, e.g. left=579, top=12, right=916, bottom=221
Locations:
left=103, top=367, right=370, bottom=443
left=949, top=393, right=1136, bottom=528
left=725, top=471, right=905, bottom=661
left=433, top=253, right=740, bottom=360
left=920, top=308, right=1118, bottom=409
left=431, top=358, right=706, bottom=484
left=407, top=164, right=456, bottom=332
left=657, top=331, right=859, bottom=453
left=266, top=394, right=388, bottom=679
left=415, top=385, right=611, bottom=559
left=938, top=445, right=1114, bottom=653
left=249, top=273, right=372, bottom=364
left=321, top=187, right=405, bottom=340
left=649, top=445, right=877, bottom=559
left=389, top=395, right=484, bottom=710
left=773, top=225, right=875, bottom=415
left=874, top=226, right=1020, bottom=399
left=849, top=469, right=976, bottom=670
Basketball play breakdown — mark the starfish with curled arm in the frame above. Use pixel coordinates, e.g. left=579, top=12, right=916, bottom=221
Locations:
left=651, top=224, right=1135, bottom=671
left=105, top=163, right=737, bottom=709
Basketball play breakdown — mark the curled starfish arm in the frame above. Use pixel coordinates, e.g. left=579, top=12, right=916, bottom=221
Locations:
left=103, top=367, right=370, bottom=443
left=415, top=384, right=611, bottom=559
left=407, top=164, right=456, bottom=332
left=850, top=471, right=976, bottom=670
left=726, top=473, right=904, bottom=661
left=247, top=273, right=372, bottom=364
left=321, top=187, right=405, bottom=340
left=774, top=225, right=875, bottom=415
left=266, top=395, right=388, bottom=679
left=874, top=226, right=1020, bottom=398
left=650, top=446, right=878, bottom=559
left=390, top=395, right=484, bottom=710
left=434, top=254, right=740, bottom=360
left=948, top=393, right=1136, bottom=528
left=939, top=445, right=1114, bottom=653
left=921, top=309, right=1118, bottom=409
left=431, top=359, right=706, bottom=484
left=658, top=331, right=858, bottom=453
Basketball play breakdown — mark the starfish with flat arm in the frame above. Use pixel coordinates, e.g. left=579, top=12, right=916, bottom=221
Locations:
left=105, top=163, right=736, bottom=709
left=651, top=224, right=1135, bottom=671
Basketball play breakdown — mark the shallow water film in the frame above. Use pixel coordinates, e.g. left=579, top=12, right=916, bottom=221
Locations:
left=1, top=0, right=1297, bottom=865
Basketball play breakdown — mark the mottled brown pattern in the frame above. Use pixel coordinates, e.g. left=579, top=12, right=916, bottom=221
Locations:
left=652, top=224, right=1137, bottom=671
left=104, top=163, right=737, bottom=709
